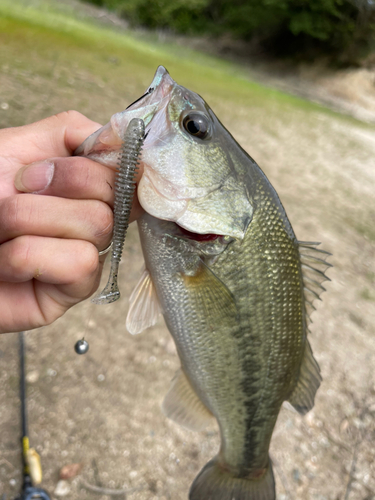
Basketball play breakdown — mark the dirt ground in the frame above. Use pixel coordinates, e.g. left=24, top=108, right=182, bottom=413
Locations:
left=0, top=1, right=375, bottom=500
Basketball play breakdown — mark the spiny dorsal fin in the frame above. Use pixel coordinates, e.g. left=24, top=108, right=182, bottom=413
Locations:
left=162, top=368, right=215, bottom=431
left=288, top=340, right=322, bottom=415
left=298, top=241, right=332, bottom=325
left=126, top=268, right=162, bottom=335
left=304, top=301, right=316, bottom=326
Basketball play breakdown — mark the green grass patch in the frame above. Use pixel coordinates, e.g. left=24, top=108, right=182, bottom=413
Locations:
left=360, top=288, right=375, bottom=302
left=0, top=0, right=369, bottom=126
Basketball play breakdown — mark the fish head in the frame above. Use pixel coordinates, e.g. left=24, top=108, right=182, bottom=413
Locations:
left=75, top=66, right=253, bottom=239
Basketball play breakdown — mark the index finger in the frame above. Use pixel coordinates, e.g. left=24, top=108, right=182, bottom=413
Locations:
left=1, top=110, right=102, bottom=165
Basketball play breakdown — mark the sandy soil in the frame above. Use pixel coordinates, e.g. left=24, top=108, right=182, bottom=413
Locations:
left=0, top=2, right=375, bottom=500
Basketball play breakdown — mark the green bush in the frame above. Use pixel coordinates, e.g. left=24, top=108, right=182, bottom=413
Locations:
left=117, top=0, right=209, bottom=32
left=84, top=0, right=375, bottom=63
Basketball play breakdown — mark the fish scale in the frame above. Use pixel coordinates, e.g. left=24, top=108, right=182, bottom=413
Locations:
left=211, top=175, right=305, bottom=469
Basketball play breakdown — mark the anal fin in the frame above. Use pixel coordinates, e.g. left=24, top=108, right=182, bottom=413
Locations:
left=288, top=340, right=322, bottom=415
left=162, top=368, right=215, bottom=431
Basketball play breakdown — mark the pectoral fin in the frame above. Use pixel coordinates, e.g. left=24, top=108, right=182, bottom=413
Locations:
left=182, top=260, right=238, bottom=327
left=126, top=268, right=162, bottom=334
left=288, top=340, right=322, bottom=415
left=162, top=368, right=215, bottom=431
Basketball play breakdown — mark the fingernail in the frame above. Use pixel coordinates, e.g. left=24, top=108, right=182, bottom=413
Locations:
left=15, top=161, right=55, bottom=193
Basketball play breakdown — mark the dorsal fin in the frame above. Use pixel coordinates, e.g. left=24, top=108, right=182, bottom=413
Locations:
left=126, top=268, right=162, bottom=334
left=299, top=241, right=332, bottom=326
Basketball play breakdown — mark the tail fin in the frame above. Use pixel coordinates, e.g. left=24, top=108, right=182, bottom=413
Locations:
left=189, top=457, right=275, bottom=500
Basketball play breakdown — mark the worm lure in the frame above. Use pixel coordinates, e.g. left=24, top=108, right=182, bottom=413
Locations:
left=92, top=117, right=146, bottom=305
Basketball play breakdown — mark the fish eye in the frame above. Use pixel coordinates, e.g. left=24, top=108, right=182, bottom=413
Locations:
left=182, top=113, right=210, bottom=140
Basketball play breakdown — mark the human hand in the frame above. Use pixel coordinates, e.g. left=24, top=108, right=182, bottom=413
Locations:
left=0, top=110, right=143, bottom=334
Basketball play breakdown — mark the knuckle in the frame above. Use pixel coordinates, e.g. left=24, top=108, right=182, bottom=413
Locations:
left=66, top=109, right=85, bottom=121
left=74, top=163, right=92, bottom=193
left=55, top=109, right=85, bottom=124
left=91, top=202, right=113, bottom=241
left=7, top=236, right=32, bottom=278
left=0, top=196, right=27, bottom=236
left=57, top=160, right=91, bottom=194
left=77, top=242, right=99, bottom=277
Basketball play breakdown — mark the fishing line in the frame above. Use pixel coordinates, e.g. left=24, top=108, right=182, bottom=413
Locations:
left=125, top=87, right=154, bottom=110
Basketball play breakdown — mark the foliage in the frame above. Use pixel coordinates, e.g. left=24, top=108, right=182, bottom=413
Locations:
left=86, top=0, right=375, bottom=63
left=117, top=0, right=209, bottom=32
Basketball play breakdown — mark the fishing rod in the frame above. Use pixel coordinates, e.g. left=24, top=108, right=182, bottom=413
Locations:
left=12, top=332, right=51, bottom=500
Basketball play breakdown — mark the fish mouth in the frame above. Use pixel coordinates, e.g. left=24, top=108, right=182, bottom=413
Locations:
left=73, top=66, right=176, bottom=159
left=126, top=66, right=175, bottom=116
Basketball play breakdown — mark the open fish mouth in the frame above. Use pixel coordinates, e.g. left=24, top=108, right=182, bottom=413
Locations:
left=126, top=66, right=174, bottom=112
left=147, top=218, right=234, bottom=258
left=74, top=66, right=175, bottom=160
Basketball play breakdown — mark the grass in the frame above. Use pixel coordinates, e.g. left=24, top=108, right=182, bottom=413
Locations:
left=360, top=288, right=375, bottom=302
left=1, top=0, right=374, bottom=149
left=0, top=0, right=366, bottom=124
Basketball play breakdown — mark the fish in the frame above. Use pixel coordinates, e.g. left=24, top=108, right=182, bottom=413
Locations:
left=76, top=66, right=331, bottom=500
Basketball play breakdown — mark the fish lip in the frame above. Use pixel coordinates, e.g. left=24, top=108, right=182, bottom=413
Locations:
left=126, top=66, right=175, bottom=114
left=146, top=66, right=172, bottom=94
left=138, top=170, right=189, bottom=221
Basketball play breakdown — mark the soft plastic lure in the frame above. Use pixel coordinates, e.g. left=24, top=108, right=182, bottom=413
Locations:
left=92, top=118, right=145, bottom=304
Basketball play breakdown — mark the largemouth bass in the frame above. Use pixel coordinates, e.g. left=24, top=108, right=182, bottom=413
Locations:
left=76, top=66, right=331, bottom=500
